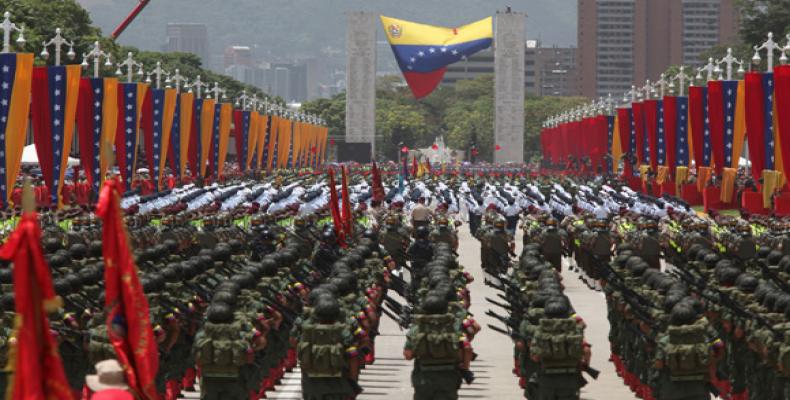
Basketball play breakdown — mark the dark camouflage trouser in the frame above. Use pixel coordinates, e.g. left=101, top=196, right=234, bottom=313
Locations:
left=411, top=367, right=461, bottom=400
left=200, top=376, right=247, bottom=400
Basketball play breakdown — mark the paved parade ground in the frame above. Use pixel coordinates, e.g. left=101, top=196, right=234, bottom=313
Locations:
left=181, top=228, right=638, bottom=400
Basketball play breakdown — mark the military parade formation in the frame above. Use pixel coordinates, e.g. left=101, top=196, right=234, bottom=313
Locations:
left=2, top=3, right=790, bottom=398
left=3, top=157, right=790, bottom=400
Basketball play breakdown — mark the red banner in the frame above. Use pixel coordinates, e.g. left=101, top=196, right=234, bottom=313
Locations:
left=96, top=179, right=160, bottom=400
left=0, top=212, right=73, bottom=400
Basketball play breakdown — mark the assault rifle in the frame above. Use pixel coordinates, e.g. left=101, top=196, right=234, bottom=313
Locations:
left=487, top=324, right=600, bottom=380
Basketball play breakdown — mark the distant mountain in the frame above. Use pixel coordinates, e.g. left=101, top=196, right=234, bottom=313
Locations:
left=77, top=0, right=576, bottom=66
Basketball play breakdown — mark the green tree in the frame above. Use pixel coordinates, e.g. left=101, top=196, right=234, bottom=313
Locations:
left=737, top=0, right=790, bottom=48
left=302, top=92, right=346, bottom=142
left=524, top=95, right=587, bottom=160
left=0, top=0, right=109, bottom=64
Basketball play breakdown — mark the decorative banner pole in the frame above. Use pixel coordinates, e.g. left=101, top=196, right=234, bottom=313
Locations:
left=146, top=61, right=168, bottom=89
left=753, top=32, right=782, bottom=72
left=81, top=41, right=113, bottom=78
left=696, top=57, right=717, bottom=82
left=236, top=89, right=252, bottom=110
left=0, top=11, right=24, bottom=53
left=717, top=48, right=744, bottom=81
left=40, top=28, right=75, bottom=66
left=115, top=51, right=144, bottom=83
left=189, top=74, right=210, bottom=98
left=208, top=82, right=227, bottom=101
left=170, top=68, right=187, bottom=92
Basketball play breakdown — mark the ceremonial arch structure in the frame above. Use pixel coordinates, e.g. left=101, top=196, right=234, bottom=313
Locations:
left=344, top=10, right=526, bottom=164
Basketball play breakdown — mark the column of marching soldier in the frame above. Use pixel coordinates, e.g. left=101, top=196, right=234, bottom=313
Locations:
left=0, top=167, right=486, bottom=400
left=4, top=167, right=790, bottom=399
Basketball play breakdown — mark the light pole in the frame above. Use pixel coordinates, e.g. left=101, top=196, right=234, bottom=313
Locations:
left=40, top=28, right=75, bottom=66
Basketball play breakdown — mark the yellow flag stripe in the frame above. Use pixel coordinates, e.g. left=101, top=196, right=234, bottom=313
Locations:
left=381, top=16, right=493, bottom=47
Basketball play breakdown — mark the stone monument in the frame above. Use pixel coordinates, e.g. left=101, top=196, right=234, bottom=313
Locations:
left=494, top=10, right=526, bottom=163
left=345, top=11, right=377, bottom=158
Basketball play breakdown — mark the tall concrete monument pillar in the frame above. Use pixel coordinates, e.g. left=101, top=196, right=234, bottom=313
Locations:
left=494, top=11, right=526, bottom=163
left=345, top=12, right=377, bottom=160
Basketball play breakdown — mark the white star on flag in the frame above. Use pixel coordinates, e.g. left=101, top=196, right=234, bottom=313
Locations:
left=54, top=134, right=61, bottom=141
left=53, top=119, right=61, bottom=127
left=451, top=49, right=458, bottom=55
left=54, top=89, right=61, bottom=96
left=128, top=92, right=133, bottom=98
left=429, top=48, right=435, bottom=53
left=126, top=117, right=133, bottom=122
left=2, top=66, right=9, bottom=73
left=55, top=75, right=62, bottom=81
left=126, top=128, right=133, bottom=134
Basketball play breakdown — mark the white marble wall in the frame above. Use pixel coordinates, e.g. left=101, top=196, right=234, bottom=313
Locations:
left=345, top=12, right=377, bottom=144
left=494, top=12, right=526, bottom=163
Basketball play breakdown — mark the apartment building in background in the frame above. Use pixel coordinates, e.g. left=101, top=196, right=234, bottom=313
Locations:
left=577, top=0, right=739, bottom=98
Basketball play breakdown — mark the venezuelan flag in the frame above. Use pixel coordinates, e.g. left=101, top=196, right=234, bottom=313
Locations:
left=381, top=16, right=493, bottom=99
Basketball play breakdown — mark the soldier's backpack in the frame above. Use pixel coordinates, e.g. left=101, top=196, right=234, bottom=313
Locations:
left=297, top=322, right=346, bottom=377
left=411, top=313, right=461, bottom=366
left=533, top=318, right=583, bottom=372
left=778, top=331, right=790, bottom=378
left=87, top=323, right=117, bottom=365
left=665, top=324, right=709, bottom=381
left=194, top=322, right=249, bottom=375
left=540, top=231, right=563, bottom=255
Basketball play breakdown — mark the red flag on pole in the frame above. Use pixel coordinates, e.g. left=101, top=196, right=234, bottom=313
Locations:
left=411, top=156, right=418, bottom=177
left=340, top=165, right=353, bottom=236
left=371, top=161, right=385, bottom=202
left=0, top=212, right=73, bottom=400
left=327, top=168, right=346, bottom=247
left=96, top=179, right=160, bottom=400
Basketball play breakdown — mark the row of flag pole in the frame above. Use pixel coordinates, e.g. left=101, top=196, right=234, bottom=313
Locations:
left=0, top=51, right=329, bottom=209
left=541, top=41, right=790, bottom=205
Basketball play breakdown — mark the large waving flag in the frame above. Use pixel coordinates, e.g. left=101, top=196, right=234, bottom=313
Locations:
left=0, top=53, right=33, bottom=207
left=31, top=65, right=81, bottom=207
left=1, top=210, right=72, bottom=400
left=381, top=16, right=493, bottom=99
left=97, top=179, right=159, bottom=400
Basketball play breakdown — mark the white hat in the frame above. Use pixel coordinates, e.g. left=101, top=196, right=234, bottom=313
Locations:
left=86, top=359, right=129, bottom=392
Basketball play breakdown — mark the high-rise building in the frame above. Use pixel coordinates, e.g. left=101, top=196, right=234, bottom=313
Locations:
left=443, top=41, right=579, bottom=97
left=165, top=23, right=208, bottom=66
left=577, top=0, right=739, bottom=98
left=528, top=41, right=579, bottom=97
left=224, top=46, right=253, bottom=69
